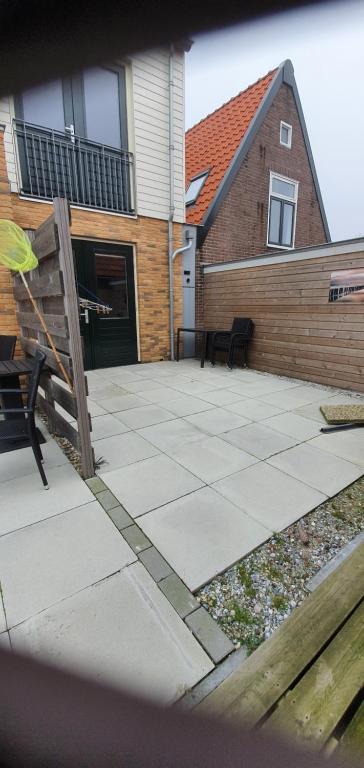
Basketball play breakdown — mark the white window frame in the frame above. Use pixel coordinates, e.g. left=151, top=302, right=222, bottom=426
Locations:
left=185, top=171, right=208, bottom=206
left=267, top=171, right=299, bottom=250
left=280, top=120, right=292, bottom=149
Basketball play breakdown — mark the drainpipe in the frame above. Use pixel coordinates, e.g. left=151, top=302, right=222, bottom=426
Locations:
left=168, top=43, right=176, bottom=360
left=170, top=233, right=193, bottom=360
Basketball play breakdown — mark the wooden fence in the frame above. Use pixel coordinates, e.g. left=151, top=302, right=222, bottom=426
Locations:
left=13, top=197, right=94, bottom=477
left=203, top=241, right=364, bottom=393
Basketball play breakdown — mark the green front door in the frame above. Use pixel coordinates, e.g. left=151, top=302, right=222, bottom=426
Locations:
left=74, top=240, right=138, bottom=370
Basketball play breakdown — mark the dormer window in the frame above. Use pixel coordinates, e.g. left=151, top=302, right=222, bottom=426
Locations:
left=280, top=121, right=292, bottom=148
left=185, top=172, right=208, bottom=205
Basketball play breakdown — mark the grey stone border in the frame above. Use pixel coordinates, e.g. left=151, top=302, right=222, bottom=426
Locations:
left=86, top=477, right=235, bottom=667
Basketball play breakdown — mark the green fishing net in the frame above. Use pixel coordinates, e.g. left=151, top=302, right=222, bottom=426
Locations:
left=0, top=220, right=38, bottom=273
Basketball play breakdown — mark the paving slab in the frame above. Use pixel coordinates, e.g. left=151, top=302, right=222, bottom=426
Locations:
left=122, top=525, right=152, bottom=553
left=185, top=407, right=250, bottom=436
left=213, top=462, right=326, bottom=532
left=0, top=435, right=68, bottom=484
left=158, top=573, right=199, bottom=618
left=163, top=396, right=214, bottom=417
left=114, top=404, right=176, bottom=429
left=87, top=399, right=107, bottom=417
left=196, top=389, right=244, bottom=406
left=90, top=413, right=130, bottom=442
left=225, top=399, right=285, bottom=421
left=268, top=443, right=363, bottom=496
left=95, top=394, right=148, bottom=413
left=138, top=419, right=205, bottom=454
left=101, top=454, right=204, bottom=517
left=260, top=385, right=331, bottom=410
left=170, top=436, right=258, bottom=484
left=87, top=384, right=127, bottom=400
left=0, top=464, right=94, bottom=537
left=138, top=487, right=270, bottom=591
left=306, top=531, right=364, bottom=592
left=139, top=547, right=173, bottom=581
left=169, top=381, right=221, bottom=397
left=222, top=422, right=298, bottom=459
left=121, top=378, right=165, bottom=393
left=0, top=501, right=136, bottom=628
left=94, top=431, right=159, bottom=473
left=308, top=429, right=364, bottom=467
left=10, top=564, right=213, bottom=702
left=228, top=379, right=300, bottom=399
left=185, top=607, right=234, bottom=663
left=107, top=505, right=134, bottom=531
left=262, top=412, right=322, bottom=440
left=95, top=489, right=120, bottom=511
left=86, top=476, right=107, bottom=494
left=142, top=387, right=187, bottom=404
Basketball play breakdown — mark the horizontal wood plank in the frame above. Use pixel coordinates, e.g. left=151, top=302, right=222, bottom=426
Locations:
left=265, top=601, right=364, bottom=746
left=37, top=392, right=80, bottom=451
left=40, top=374, right=78, bottom=419
left=13, top=270, right=64, bottom=300
left=16, top=311, right=69, bottom=339
left=19, top=336, right=72, bottom=380
left=30, top=214, right=59, bottom=261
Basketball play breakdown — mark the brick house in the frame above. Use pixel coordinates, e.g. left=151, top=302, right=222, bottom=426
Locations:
left=0, top=46, right=189, bottom=368
left=184, top=59, right=330, bottom=330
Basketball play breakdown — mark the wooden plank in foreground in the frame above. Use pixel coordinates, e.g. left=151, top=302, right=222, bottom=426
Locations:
left=266, top=601, right=364, bottom=746
left=197, top=542, right=364, bottom=726
left=338, top=700, right=364, bottom=761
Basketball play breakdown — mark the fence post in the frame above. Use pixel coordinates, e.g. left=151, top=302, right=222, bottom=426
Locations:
left=53, top=197, right=94, bottom=478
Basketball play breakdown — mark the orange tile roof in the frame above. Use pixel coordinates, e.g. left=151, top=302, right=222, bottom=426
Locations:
left=185, top=68, right=277, bottom=225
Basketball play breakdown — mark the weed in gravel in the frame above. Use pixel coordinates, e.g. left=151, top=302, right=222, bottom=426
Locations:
left=230, top=601, right=254, bottom=626
left=272, top=594, right=289, bottom=612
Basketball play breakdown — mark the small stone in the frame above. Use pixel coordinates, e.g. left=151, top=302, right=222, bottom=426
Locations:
left=254, top=603, right=263, bottom=614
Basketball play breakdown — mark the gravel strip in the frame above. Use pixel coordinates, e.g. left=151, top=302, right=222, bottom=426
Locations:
left=197, top=477, right=364, bottom=655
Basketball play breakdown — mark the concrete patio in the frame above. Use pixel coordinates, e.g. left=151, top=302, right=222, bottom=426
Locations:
left=1, top=359, right=363, bottom=703
left=89, top=360, right=364, bottom=590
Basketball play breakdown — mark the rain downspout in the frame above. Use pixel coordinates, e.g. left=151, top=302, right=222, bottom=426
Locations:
left=168, top=44, right=176, bottom=360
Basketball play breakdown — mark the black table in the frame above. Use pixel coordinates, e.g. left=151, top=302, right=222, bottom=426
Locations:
left=0, top=358, right=34, bottom=418
left=176, top=327, right=209, bottom=368
left=0, top=357, right=46, bottom=454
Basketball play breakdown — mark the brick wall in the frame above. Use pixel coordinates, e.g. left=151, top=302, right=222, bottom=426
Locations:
left=196, top=83, right=329, bottom=326
left=0, top=127, right=19, bottom=350
left=0, top=131, right=183, bottom=363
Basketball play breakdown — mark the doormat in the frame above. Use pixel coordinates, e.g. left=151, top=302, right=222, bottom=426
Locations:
left=320, top=404, right=364, bottom=424
left=0, top=427, right=46, bottom=455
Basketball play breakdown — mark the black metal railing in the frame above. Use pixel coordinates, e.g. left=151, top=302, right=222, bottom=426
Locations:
left=13, top=120, right=135, bottom=215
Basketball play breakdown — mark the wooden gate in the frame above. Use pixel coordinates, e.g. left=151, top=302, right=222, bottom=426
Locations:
left=12, top=197, right=94, bottom=478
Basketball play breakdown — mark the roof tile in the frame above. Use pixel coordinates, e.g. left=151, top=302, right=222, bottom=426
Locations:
left=185, top=68, right=277, bottom=225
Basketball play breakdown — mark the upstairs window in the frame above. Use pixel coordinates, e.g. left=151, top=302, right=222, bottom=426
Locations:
left=280, top=121, right=292, bottom=148
left=185, top=172, right=208, bottom=205
left=267, top=172, right=298, bottom=249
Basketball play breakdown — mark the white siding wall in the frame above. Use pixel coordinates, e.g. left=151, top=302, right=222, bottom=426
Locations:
left=131, top=48, right=185, bottom=223
left=1, top=46, right=185, bottom=223
left=0, top=95, right=18, bottom=192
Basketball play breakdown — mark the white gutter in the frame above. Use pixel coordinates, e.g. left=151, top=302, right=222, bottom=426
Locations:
left=168, top=43, right=175, bottom=360
left=169, top=236, right=193, bottom=360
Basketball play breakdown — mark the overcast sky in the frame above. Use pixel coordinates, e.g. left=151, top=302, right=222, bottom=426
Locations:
left=185, top=0, right=364, bottom=242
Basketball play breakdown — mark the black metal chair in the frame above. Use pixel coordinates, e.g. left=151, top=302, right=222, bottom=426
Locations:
left=210, top=317, right=254, bottom=369
left=0, top=335, right=16, bottom=361
left=0, top=350, right=49, bottom=488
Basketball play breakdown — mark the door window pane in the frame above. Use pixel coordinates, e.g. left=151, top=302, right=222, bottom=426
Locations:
left=272, top=177, right=295, bottom=199
left=83, top=68, right=121, bottom=148
left=268, top=198, right=281, bottom=244
left=282, top=203, right=294, bottom=246
left=22, top=79, right=65, bottom=131
left=95, top=254, right=128, bottom=318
